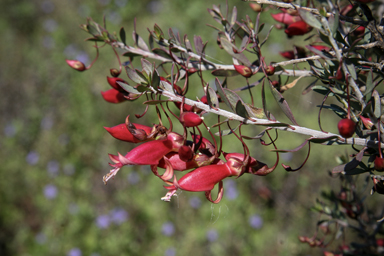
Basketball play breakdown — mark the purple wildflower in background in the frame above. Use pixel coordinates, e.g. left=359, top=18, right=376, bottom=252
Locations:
left=249, top=214, right=263, bottom=229
left=127, top=171, right=140, bottom=184
left=161, top=222, right=175, bottom=236
left=4, top=123, right=16, bottom=137
left=67, top=248, right=82, bottom=256
left=26, top=151, right=39, bottom=165
left=224, top=179, right=238, bottom=200
left=110, top=208, right=128, bottom=224
left=96, top=215, right=110, bottom=229
left=44, top=184, right=58, bottom=199
left=164, top=247, right=176, bottom=256
left=42, top=36, right=55, bottom=49
left=189, top=196, right=201, bottom=209
left=206, top=229, right=218, bottom=242
left=47, top=160, right=60, bottom=177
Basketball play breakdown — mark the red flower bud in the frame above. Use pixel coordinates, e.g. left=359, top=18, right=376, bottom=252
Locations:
left=285, top=21, right=312, bottom=36
left=110, top=68, right=120, bottom=77
left=249, top=3, right=262, bottom=12
left=66, top=59, right=86, bottom=71
left=337, top=118, right=356, bottom=138
left=179, top=112, right=203, bottom=127
left=200, top=95, right=208, bottom=104
left=101, top=89, right=126, bottom=103
left=374, top=156, right=384, bottom=172
left=353, top=26, right=365, bottom=37
left=271, top=12, right=302, bottom=25
left=104, top=123, right=152, bottom=143
left=265, top=65, right=275, bottom=76
left=234, top=65, right=253, bottom=78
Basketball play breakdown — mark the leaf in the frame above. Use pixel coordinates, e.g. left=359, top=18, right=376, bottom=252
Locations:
left=321, top=104, right=347, bottom=118
left=328, top=13, right=339, bottom=35
left=307, top=135, right=339, bottom=144
left=271, top=140, right=308, bottom=153
left=211, top=69, right=239, bottom=77
left=269, top=83, right=299, bottom=125
left=141, top=59, right=153, bottom=76
left=207, top=87, right=219, bottom=109
left=345, top=59, right=357, bottom=80
left=133, top=32, right=149, bottom=52
left=125, top=66, right=146, bottom=84
left=230, top=6, right=237, bottom=27
left=184, top=35, right=193, bottom=52
left=223, top=88, right=241, bottom=110
left=215, top=78, right=234, bottom=111
left=194, top=35, right=204, bottom=56
left=214, top=124, right=240, bottom=136
left=242, top=129, right=266, bottom=140
left=219, top=34, right=251, bottom=66
left=244, top=104, right=266, bottom=119
left=151, top=69, right=160, bottom=90
left=120, top=27, right=126, bottom=45
left=235, top=100, right=249, bottom=119
left=116, top=81, right=140, bottom=94
left=306, top=45, right=332, bottom=59
left=159, top=80, right=174, bottom=94
left=364, top=69, right=374, bottom=103
left=298, top=9, right=323, bottom=30
left=152, top=48, right=172, bottom=59
left=279, top=76, right=304, bottom=92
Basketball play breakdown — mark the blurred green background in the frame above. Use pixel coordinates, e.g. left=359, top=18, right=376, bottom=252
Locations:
left=1, top=0, right=378, bottom=255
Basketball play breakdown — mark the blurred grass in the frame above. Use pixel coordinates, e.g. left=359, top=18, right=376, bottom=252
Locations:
left=0, top=0, right=378, bottom=256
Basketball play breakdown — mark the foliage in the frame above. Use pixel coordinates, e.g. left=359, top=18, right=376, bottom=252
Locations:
left=2, top=0, right=384, bottom=255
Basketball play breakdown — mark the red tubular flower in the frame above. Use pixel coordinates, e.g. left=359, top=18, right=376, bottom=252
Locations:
left=271, top=12, right=302, bottom=25
left=161, top=153, right=269, bottom=203
left=285, top=21, right=312, bottom=36
left=66, top=59, right=86, bottom=71
left=179, top=112, right=203, bottom=127
left=103, top=132, right=184, bottom=184
left=101, top=89, right=126, bottom=103
left=280, top=51, right=295, bottom=59
left=104, top=123, right=152, bottom=143
left=178, top=145, right=194, bottom=162
left=107, top=76, right=128, bottom=92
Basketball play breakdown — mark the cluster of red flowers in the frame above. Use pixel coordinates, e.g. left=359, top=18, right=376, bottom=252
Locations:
left=99, top=76, right=270, bottom=203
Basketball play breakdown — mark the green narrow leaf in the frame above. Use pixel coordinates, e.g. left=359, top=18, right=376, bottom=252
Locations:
left=159, top=80, right=175, bottom=94
left=269, top=83, right=299, bottom=125
left=230, top=6, right=237, bottom=27
left=364, top=70, right=374, bottom=103
left=119, top=27, right=126, bottom=45
left=125, top=66, right=146, bottom=84
left=223, top=88, right=241, bottom=110
left=298, top=9, right=323, bottom=30
left=116, top=81, right=140, bottom=94
left=328, top=13, right=339, bottom=35
left=235, top=100, right=249, bottom=119
left=151, top=69, right=160, bottom=90
left=345, top=59, right=357, bottom=80
left=219, top=34, right=251, bottom=66
left=141, top=59, right=153, bottom=76
left=215, top=78, right=234, bottom=111
left=207, top=87, right=219, bottom=109
left=211, top=69, right=239, bottom=77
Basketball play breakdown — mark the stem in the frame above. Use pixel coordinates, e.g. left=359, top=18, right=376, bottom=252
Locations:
left=160, top=90, right=384, bottom=149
